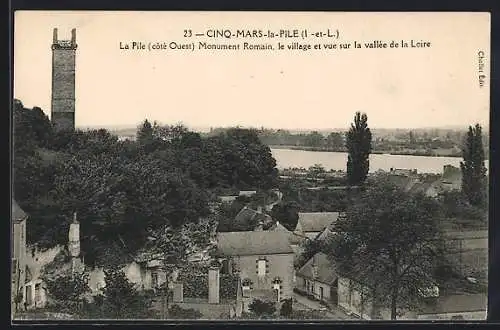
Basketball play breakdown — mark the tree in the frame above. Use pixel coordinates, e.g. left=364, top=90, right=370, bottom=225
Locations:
left=279, top=298, right=293, bottom=318
left=270, top=201, right=299, bottom=231
left=460, top=124, right=487, bottom=207
left=326, top=181, right=442, bottom=319
left=326, top=132, right=344, bottom=150
left=43, top=271, right=90, bottom=313
left=346, top=112, right=372, bottom=185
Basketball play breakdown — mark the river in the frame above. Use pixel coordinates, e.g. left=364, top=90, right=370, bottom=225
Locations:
left=271, top=148, right=466, bottom=174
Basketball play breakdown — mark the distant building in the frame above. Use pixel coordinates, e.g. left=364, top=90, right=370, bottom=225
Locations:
left=216, top=230, right=295, bottom=303
left=294, top=212, right=341, bottom=239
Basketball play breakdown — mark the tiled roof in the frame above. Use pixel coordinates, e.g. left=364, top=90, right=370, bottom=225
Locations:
left=297, top=212, right=340, bottom=232
left=296, top=252, right=337, bottom=285
left=270, top=221, right=306, bottom=245
left=419, top=293, right=487, bottom=314
left=12, top=199, right=27, bottom=222
left=217, top=231, right=293, bottom=256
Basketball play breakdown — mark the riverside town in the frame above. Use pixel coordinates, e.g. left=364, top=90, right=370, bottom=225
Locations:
left=12, top=20, right=488, bottom=322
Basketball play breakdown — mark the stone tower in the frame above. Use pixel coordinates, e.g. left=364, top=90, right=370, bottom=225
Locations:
left=51, top=28, right=77, bottom=131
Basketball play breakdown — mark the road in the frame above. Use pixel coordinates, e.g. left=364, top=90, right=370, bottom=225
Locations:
left=293, top=293, right=355, bottom=320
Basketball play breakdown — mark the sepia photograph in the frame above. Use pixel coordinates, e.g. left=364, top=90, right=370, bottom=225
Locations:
left=12, top=11, right=490, bottom=321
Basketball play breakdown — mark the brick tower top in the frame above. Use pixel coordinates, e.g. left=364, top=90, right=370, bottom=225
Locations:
left=51, top=28, right=77, bottom=50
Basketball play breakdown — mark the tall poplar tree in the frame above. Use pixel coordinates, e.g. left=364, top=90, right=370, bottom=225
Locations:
left=346, top=112, right=372, bottom=185
left=460, top=124, right=487, bottom=207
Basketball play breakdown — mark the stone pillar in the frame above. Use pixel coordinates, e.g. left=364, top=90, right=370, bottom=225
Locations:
left=173, top=283, right=183, bottom=303
left=208, top=267, right=220, bottom=304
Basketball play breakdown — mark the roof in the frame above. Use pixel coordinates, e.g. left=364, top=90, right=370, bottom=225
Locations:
left=239, top=190, right=257, bottom=197
left=270, top=221, right=306, bottom=245
left=12, top=199, right=28, bottom=223
left=216, top=231, right=294, bottom=256
left=419, top=293, right=487, bottom=315
left=297, top=212, right=340, bottom=233
left=296, top=252, right=337, bottom=285
left=219, top=196, right=238, bottom=203
left=407, top=181, right=436, bottom=195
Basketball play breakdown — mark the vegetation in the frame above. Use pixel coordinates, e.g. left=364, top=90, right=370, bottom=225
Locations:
left=460, top=124, right=487, bottom=207
left=326, top=180, right=443, bottom=320
left=279, top=298, right=293, bottom=318
left=270, top=201, right=299, bottom=231
left=13, top=101, right=278, bottom=267
left=346, top=112, right=372, bottom=185
left=98, top=266, right=155, bottom=319
left=43, top=272, right=90, bottom=313
left=248, top=298, right=277, bottom=318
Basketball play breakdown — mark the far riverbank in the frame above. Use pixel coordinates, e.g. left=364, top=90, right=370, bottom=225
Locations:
left=268, top=144, right=466, bottom=158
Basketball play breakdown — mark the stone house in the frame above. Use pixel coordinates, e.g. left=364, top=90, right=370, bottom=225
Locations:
left=295, top=252, right=338, bottom=303
left=294, top=212, right=340, bottom=240
left=11, top=199, right=28, bottom=312
left=216, top=230, right=295, bottom=304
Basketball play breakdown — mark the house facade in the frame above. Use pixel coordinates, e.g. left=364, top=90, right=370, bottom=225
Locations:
left=216, top=231, right=295, bottom=302
left=12, top=199, right=28, bottom=313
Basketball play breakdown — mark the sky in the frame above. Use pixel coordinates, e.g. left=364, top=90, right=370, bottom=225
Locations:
left=14, top=11, right=490, bottom=130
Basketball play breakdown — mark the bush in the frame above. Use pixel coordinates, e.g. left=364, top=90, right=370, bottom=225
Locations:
left=248, top=299, right=276, bottom=318
left=280, top=298, right=293, bottom=318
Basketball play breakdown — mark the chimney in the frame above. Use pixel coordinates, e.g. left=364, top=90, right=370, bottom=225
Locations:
left=71, top=28, right=76, bottom=45
left=208, top=266, right=220, bottom=304
left=312, top=254, right=318, bottom=279
left=53, top=28, right=58, bottom=43
left=257, top=205, right=263, bottom=213
left=68, top=212, right=80, bottom=258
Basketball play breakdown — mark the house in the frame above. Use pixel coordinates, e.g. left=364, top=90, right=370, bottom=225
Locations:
left=12, top=199, right=28, bottom=313
left=239, top=190, right=257, bottom=197
left=389, top=168, right=418, bottom=176
left=219, top=195, right=239, bottom=203
left=442, top=165, right=462, bottom=191
left=216, top=230, right=295, bottom=303
left=295, top=252, right=338, bottom=303
left=294, top=212, right=340, bottom=239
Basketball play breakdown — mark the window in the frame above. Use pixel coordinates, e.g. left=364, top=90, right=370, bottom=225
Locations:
left=25, top=285, right=32, bottom=305
left=12, top=259, right=18, bottom=275
left=151, top=271, right=158, bottom=288
left=320, top=286, right=324, bottom=300
left=257, top=259, right=266, bottom=277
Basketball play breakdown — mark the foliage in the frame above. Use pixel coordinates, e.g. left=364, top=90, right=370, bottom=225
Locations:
left=100, top=266, right=154, bottom=319
left=325, top=180, right=443, bottom=319
left=346, top=112, right=372, bottom=185
left=13, top=102, right=279, bottom=260
left=295, top=238, right=327, bottom=269
left=220, top=274, right=239, bottom=300
left=271, top=201, right=299, bottom=231
left=180, top=274, right=208, bottom=299
left=438, top=190, right=487, bottom=227
left=248, top=298, right=277, bottom=318
left=168, top=304, right=203, bottom=319
left=460, top=124, right=487, bottom=207
left=43, top=271, right=90, bottom=313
